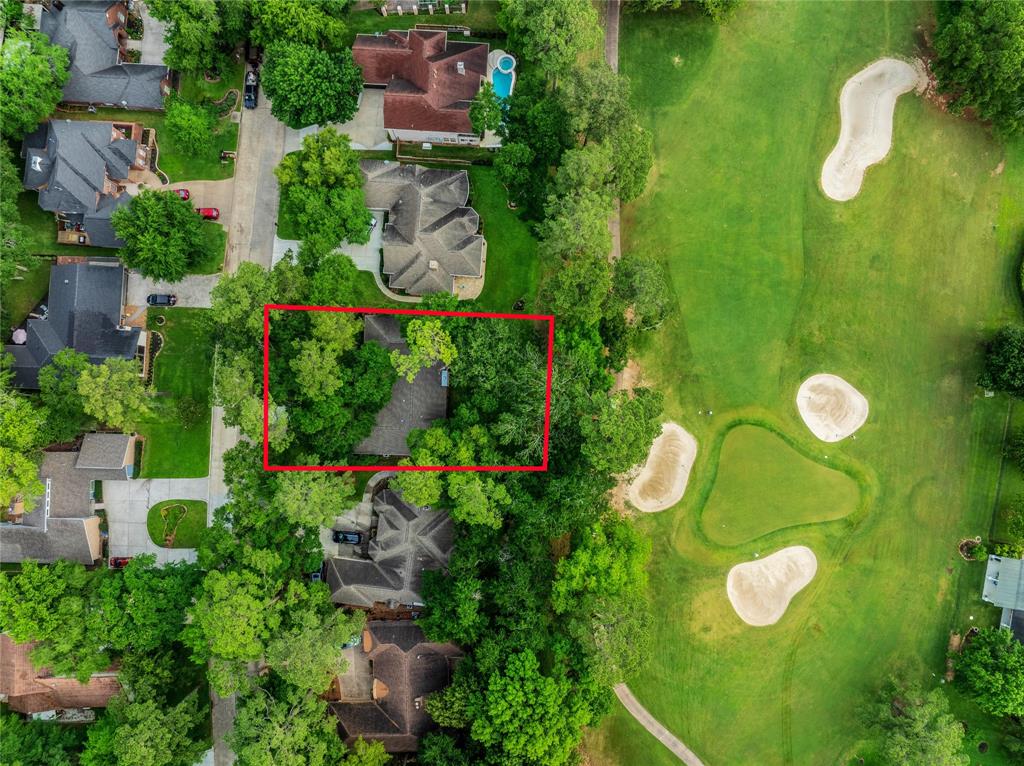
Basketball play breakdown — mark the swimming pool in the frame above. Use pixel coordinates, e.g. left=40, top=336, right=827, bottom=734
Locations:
left=492, top=69, right=514, bottom=99
left=488, top=50, right=517, bottom=100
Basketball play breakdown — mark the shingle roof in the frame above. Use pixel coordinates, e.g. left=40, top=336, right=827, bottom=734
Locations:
left=77, top=433, right=132, bottom=474
left=353, top=315, right=448, bottom=456
left=325, top=488, right=453, bottom=609
left=353, top=30, right=488, bottom=135
left=361, top=161, right=485, bottom=297
left=0, top=634, right=120, bottom=714
left=3, top=259, right=139, bottom=389
left=39, top=0, right=167, bottom=109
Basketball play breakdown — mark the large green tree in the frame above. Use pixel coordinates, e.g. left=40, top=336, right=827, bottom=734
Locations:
left=80, top=692, right=208, bottom=766
left=469, top=81, right=503, bottom=135
left=867, top=678, right=967, bottom=766
left=0, top=30, right=69, bottom=139
left=390, top=318, right=458, bottom=383
left=38, top=348, right=91, bottom=442
left=164, top=94, right=217, bottom=154
left=955, top=626, right=1024, bottom=716
left=497, top=0, right=600, bottom=85
left=261, top=43, right=362, bottom=129
left=249, top=0, right=348, bottom=49
left=112, top=190, right=211, bottom=281
left=934, top=0, right=1024, bottom=136
left=0, top=144, right=30, bottom=284
left=77, top=358, right=152, bottom=431
left=979, top=325, right=1024, bottom=396
left=0, top=712, right=85, bottom=766
left=0, top=386, right=46, bottom=509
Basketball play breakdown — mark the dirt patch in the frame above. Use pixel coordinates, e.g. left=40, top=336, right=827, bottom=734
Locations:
left=726, top=546, right=818, bottom=626
left=627, top=422, right=698, bottom=513
left=821, top=58, right=926, bottom=201
left=613, top=359, right=644, bottom=398
left=992, top=160, right=1005, bottom=177
left=796, top=373, right=869, bottom=442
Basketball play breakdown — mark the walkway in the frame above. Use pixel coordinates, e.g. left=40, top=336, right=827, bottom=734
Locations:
left=613, top=685, right=706, bottom=766
left=126, top=2, right=168, bottom=66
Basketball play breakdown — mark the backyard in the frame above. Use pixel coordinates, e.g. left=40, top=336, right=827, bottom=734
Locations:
left=1, top=256, right=52, bottom=330
left=584, top=3, right=1024, bottom=765
left=137, top=309, right=213, bottom=479
left=146, top=499, right=207, bottom=548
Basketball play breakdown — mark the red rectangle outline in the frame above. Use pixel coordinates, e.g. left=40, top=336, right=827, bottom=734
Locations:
left=262, top=304, right=555, bottom=472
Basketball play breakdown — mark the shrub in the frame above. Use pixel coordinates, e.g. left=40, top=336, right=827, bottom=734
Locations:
left=164, top=95, right=216, bottom=155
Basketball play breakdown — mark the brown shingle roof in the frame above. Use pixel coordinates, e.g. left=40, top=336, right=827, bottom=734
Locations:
left=0, top=634, right=120, bottom=714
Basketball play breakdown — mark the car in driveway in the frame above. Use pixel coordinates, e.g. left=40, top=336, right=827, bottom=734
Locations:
left=196, top=207, right=220, bottom=220
left=147, top=294, right=177, bottom=306
left=109, top=556, right=133, bottom=569
left=332, top=530, right=362, bottom=545
left=244, top=70, right=259, bottom=109
left=173, top=188, right=190, bottom=201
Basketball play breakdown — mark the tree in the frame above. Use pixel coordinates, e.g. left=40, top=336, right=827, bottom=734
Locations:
left=390, top=318, right=458, bottom=382
left=627, top=0, right=741, bottom=21
left=497, top=0, right=600, bottom=85
left=81, top=692, right=208, bottom=766
left=580, top=388, right=663, bottom=474
left=230, top=684, right=346, bottom=766
left=0, top=711, right=85, bottom=766
left=559, top=62, right=631, bottom=146
left=274, top=471, right=356, bottom=529
left=934, top=0, right=1024, bottom=136
left=493, top=141, right=534, bottom=204
left=867, top=678, right=967, bottom=766
left=418, top=732, right=471, bottom=766
left=164, top=95, right=216, bottom=154
left=544, top=251, right=613, bottom=328
left=261, top=43, right=362, bottom=129
left=78, top=358, right=152, bottom=431
left=0, top=387, right=46, bottom=509
left=342, top=738, right=391, bottom=766
left=979, top=325, right=1024, bottom=396
left=38, top=348, right=91, bottom=442
left=249, top=0, right=348, bottom=50
left=0, top=30, right=69, bottom=139
left=469, top=81, right=503, bottom=135
left=147, top=0, right=221, bottom=73
left=112, top=190, right=210, bottom=281
left=0, top=143, right=30, bottom=284
left=955, top=627, right=1024, bottom=716
left=612, top=252, right=672, bottom=329
left=265, top=603, right=364, bottom=693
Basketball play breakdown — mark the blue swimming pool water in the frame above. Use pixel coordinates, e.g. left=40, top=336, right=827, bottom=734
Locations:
left=497, top=55, right=515, bottom=73
left=492, top=70, right=513, bottom=99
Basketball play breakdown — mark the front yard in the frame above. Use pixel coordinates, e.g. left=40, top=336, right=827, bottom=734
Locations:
left=137, top=308, right=213, bottom=478
left=146, top=499, right=207, bottom=548
left=193, top=221, right=228, bottom=274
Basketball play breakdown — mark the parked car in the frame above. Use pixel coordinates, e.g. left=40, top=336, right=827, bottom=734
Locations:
left=244, top=70, right=259, bottom=109
left=147, top=293, right=177, bottom=306
left=173, top=188, right=190, bottom=201
left=196, top=207, right=220, bottom=220
left=332, top=530, right=362, bottom=545
left=109, top=556, right=133, bottom=569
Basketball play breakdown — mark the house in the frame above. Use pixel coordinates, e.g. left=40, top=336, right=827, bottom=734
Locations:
left=22, top=119, right=149, bottom=248
left=4, top=258, right=143, bottom=389
left=0, top=434, right=135, bottom=566
left=361, top=160, right=486, bottom=297
left=352, top=30, right=488, bottom=145
left=324, top=485, right=453, bottom=610
left=39, top=0, right=170, bottom=110
left=354, top=315, right=448, bottom=456
left=329, top=621, right=462, bottom=752
left=982, top=554, right=1024, bottom=643
left=0, top=634, right=120, bottom=717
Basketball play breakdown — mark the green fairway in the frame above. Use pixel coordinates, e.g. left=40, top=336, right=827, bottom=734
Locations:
left=587, top=2, right=1024, bottom=765
left=701, top=424, right=861, bottom=546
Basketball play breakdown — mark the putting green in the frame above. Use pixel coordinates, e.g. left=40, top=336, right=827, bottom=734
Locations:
left=701, top=425, right=859, bottom=546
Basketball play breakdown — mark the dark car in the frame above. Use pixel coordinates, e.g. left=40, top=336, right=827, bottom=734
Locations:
left=173, top=188, right=190, bottom=201
left=109, top=556, right=133, bottom=569
left=147, top=294, right=177, bottom=306
left=332, top=530, right=362, bottom=545
left=244, top=70, right=259, bottom=109
left=196, top=207, right=220, bottom=220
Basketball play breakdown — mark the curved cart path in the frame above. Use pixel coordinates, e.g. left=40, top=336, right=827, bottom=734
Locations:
left=614, top=685, right=706, bottom=766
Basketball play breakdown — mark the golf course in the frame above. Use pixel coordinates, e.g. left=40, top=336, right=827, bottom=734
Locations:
left=586, top=2, right=1024, bottom=764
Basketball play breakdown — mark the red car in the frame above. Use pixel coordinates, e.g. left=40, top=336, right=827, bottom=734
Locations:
left=173, top=188, right=190, bottom=201
left=109, top=556, right=133, bottom=570
left=196, top=207, right=220, bottom=220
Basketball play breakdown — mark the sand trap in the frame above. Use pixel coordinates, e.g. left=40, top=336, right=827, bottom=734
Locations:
left=628, top=422, right=697, bottom=513
left=726, top=546, right=818, bottom=626
left=796, top=373, right=868, bottom=442
left=821, top=58, right=925, bottom=201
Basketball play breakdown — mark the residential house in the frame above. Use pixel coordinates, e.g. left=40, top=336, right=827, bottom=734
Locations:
left=0, top=434, right=136, bottom=566
left=982, top=554, right=1024, bottom=643
left=352, top=30, right=488, bottom=145
left=354, top=315, right=448, bottom=456
left=0, top=634, right=120, bottom=717
left=39, top=0, right=170, bottom=110
left=4, top=258, right=143, bottom=389
left=361, top=160, right=486, bottom=297
left=329, top=621, right=462, bottom=752
left=324, top=485, right=453, bottom=610
left=22, top=119, right=149, bottom=248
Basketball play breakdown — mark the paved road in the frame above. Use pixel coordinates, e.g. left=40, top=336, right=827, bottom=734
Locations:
left=103, top=477, right=206, bottom=564
left=614, top=685, right=706, bottom=766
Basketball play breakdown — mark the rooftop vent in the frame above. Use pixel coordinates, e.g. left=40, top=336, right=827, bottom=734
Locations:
left=428, top=259, right=439, bottom=270
left=30, top=156, right=42, bottom=172
left=456, top=61, right=465, bottom=75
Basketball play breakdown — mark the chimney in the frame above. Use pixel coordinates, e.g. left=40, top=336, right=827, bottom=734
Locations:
left=428, top=260, right=439, bottom=270
left=456, top=61, right=465, bottom=75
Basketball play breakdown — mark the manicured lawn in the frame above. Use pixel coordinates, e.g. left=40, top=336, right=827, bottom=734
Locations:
left=178, top=59, right=245, bottom=110
left=193, top=221, right=227, bottom=275
left=585, top=3, right=1024, bottom=765
left=700, top=424, right=861, bottom=546
left=146, top=499, right=207, bottom=548
left=137, top=309, right=213, bottom=478
left=397, top=144, right=495, bottom=164
left=1, top=256, right=52, bottom=329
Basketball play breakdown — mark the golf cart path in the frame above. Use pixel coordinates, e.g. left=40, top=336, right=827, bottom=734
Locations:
left=614, top=684, right=706, bottom=766
left=604, top=0, right=622, bottom=262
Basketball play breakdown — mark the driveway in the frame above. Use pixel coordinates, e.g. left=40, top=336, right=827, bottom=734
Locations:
left=127, top=2, right=169, bottom=66
left=161, top=179, right=236, bottom=234
left=127, top=272, right=219, bottom=308
left=327, top=90, right=389, bottom=150
left=103, top=477, right=208, bottom=564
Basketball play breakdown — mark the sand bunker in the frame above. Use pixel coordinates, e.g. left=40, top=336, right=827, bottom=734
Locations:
left=821, top=58, right=925, bottom=201
left=727, top=546, right=818, bottom=626
left=796, top=373, right=868, bottom=442
left=628, top=422, right=697, bottom=513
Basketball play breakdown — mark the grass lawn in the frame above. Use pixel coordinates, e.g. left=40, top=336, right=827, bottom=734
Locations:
left=137, top=309, right=213, bottom=478
left=1, top=256, right=52, bottom=329
left=700, top=424, right=861, bottom=547
left=146, top=499, right=207, bottom=548
left=178, top=59, right=245, bottom=109
left=584, top=3, right=1024, bottom=765
left=193, top=221, right=227, bottom=275
left=16, top=192, right=118, bottom=258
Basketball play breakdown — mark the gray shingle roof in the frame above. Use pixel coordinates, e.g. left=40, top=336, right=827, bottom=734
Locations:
left=3, top=260, right=139, bottom=389
left=76, top=433, right=133, bottom=478
left=325, top=488, right=453, bottom=609
left=361, top=161, right=485, bottom=296
left=39, top=0, right=167, bottom=109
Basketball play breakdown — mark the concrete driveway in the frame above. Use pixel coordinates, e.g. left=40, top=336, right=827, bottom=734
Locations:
left=329, top=90, right=389, bottom=150
left=126, top=2, right=169, bottom=66
left=161, top=179, right=235, bottom=234
left=103, top=477, right=208, bottom=564
left=127, top=272, right=219, bottom=308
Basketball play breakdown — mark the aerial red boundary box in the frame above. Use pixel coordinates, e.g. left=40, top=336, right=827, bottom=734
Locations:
left=262, top=304, right=555, bottom=472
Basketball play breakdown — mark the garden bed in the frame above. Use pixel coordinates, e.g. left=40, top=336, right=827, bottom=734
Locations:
left=146, top=499, right=207, bottom=548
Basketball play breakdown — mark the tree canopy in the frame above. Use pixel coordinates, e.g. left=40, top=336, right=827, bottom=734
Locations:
left=261, top=43, right=362, bottom=130
left=112, top=190, right=212, bottom=282
left=955, top=626, right=1024, bottom=716
left=78, top=358, right=152, bottom=431
left=498, top=0, right=600, bottom=84
left=0, top=30, right=69, bottom=139
left=979, top=325, right=1024, bottom=396
left=867, top=678, right=967, bottom=766
left=470, top=81, right=503, bottom=135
